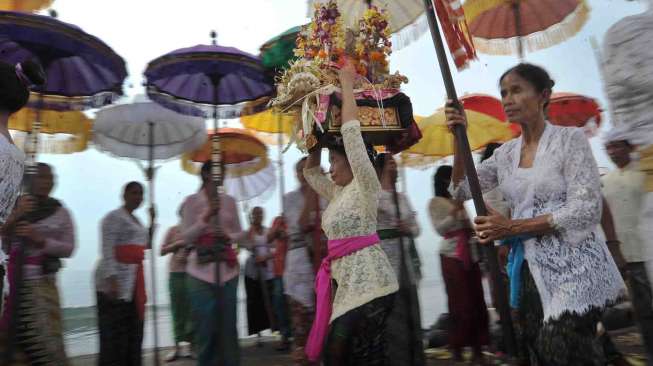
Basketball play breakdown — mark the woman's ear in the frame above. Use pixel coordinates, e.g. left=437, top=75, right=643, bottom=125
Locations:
left=541, top=89, right=552, bottom=106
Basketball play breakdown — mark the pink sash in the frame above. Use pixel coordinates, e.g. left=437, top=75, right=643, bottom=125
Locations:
left=445, top=228, right=473, bottom=270
left=305, top=233, right=380, bottom=361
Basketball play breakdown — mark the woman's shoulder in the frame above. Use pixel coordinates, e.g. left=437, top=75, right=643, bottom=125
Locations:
left=428, top=196, right=453, bottom=210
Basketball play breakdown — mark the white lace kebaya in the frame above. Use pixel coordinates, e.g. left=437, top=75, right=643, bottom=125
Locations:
left=453, top=122, right=626, bottom=321
left=0, top=134, right=24, bottom=225
left=304, top=120, right=398, bottom=322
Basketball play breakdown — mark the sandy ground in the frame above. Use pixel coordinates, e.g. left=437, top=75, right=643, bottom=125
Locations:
left=68, top=328, right=648, bottom=366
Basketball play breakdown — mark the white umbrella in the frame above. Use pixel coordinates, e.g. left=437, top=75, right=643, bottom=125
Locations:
left=307, top=0, right=426, bottom=43
left=93, top=99, right=207, bottom=360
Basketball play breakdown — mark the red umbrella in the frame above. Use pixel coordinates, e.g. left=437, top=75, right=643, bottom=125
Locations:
left=463, top=0, right=589, bottom=57
left=548, top=92, right=601, bottom=129
left=509, top=92, right=602, bottom=136
left=460, top=93, right=521, bottom=137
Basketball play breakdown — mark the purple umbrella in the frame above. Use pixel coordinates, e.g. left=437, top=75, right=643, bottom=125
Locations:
left=144, top=38, right=272, bottom=118
left=0, top=11, right=126, bottom=365
left=0, top=11, right=127, bottom=111
left=145, top=33, right=273, bottom=366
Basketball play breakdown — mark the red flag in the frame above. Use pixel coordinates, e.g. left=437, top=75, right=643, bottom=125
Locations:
left=432, top=0, right=477, bottom=70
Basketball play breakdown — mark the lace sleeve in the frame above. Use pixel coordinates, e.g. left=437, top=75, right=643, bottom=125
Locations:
left=304, top=166, right=337, bottom=201
left=42, top=207, right=76, bottom=258
left=428, top=198, right=457, bottom=236
left=551, top=129, right=602, bottom=237
left=341, top=120, right=381, bottom=198
left=100, top=213, right=121, bottom=279
left=400, top=193, right=420, bottom=237
left=452, top=150, right=500, bottom=202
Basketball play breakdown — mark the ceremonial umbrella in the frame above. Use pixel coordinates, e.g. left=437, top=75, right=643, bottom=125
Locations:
left=144, top=33, right=273, bottom=365
left=0, top=11, right=126, bottom=363
left=9, top=108, right=92, bottom=154
left=0, top=0, right=53, bottom=12
left=505, top=92, right=603, bottom=137
left=463, top=0, right=589, bottom=58
left=260, top=25, right=302, bottom=71
left=181, top=128, right=276, bottom=203
left=93, top=99, right=207, bottom=364
left=400, top=95, right=515, bottom=169
left=547, top=92, right=601, bottom=133
left=181, top=127, right=278, bottom=331
left=307, top=0, right=425, bottom=38
left=0, top=10, right=126, bottom=164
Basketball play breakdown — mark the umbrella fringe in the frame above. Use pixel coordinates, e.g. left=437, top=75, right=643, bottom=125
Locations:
left=471, top=0, right=589, bottom=56
left=391, top=14, right=430, bottom=51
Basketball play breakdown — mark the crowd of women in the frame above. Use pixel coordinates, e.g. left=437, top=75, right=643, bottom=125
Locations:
left=0, top=39, right=651, bottom=366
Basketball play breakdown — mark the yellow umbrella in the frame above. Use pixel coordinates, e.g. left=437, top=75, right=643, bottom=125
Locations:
left=240, top=109, right=296, bottom=145
left=400, top=109, right=514, bottom=168
left=0, top=0, right=53, bottom=11
left=9, top=108, right=92, bottom=154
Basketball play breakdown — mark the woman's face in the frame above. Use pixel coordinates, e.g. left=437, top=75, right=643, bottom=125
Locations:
left=32, top=165, right=54, bottom=197
left=124, top=185, right=144, bottom=210
left=329, top=150, right=353, bottom=186
left=500, top=72, right=547, bottom=125
left=251, top=207, right=264, bottom=226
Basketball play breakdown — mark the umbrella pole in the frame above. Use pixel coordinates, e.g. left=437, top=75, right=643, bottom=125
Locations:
left=211, top=103, right=225, bottom=366
left=422, top=0, right=517, bottom=357
left=146, top=121, right=161, bottom=366
left=4, top=95, right=42, bottom=363
left=277, top=114, right=285, bottom=213
left=390, top=181, right=425, bottom=365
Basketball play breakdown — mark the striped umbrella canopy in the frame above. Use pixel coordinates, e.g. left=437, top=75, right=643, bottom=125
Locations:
left=9, top=108, right=92, bottom=154
left=463, top=0, right=589, bottom=57
left=93, top=100, right=207, bottom=161
left=240, top=109, right=295, bottom=145
left=181, top=128, right=276, bottom=202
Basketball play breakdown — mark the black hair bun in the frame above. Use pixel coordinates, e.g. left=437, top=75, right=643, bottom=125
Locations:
left=19, top=60, right=46, bottom=87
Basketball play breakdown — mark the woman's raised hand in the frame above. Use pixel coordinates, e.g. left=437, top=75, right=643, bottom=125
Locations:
left=337, top=58, right=357, bottom=87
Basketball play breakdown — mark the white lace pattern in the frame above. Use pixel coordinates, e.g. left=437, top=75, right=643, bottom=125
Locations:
left=454, top=123, right=626, bottom=321
left=0, top=135, right=24, bottom=225
left=304, top=120, right=398, bottom=322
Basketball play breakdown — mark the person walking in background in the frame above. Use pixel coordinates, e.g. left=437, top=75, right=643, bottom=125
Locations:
left=428, top=165, right=488, bottom=365
left=179, top=161, right=241, bottom=366
left=241, top=206, right=291, bottom=349
left=0, top=163, right=76, bottom=365
left=95, top=181, right=150, bottom=366
left=269, top=214, right=292, bottom=352
left=602, top=130, right=653, bottom=360
left=374, top=152, right=424, bottom=366
left=282, top=157, right=322, bottom=366
left=160, top=209, right=194, bottom=362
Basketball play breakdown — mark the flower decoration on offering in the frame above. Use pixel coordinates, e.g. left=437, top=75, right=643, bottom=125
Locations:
left=271, top=0, right=420, bottom=153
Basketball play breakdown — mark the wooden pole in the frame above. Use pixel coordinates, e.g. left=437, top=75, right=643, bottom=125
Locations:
left=146, top=121, right=161, bottom=366
left=421, top=0, right=517, bottom=357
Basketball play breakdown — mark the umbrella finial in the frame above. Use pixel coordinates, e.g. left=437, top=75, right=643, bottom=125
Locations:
left=48, top=9, right=58, bottom=18
left=210, top=30, right=217, bottom=45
